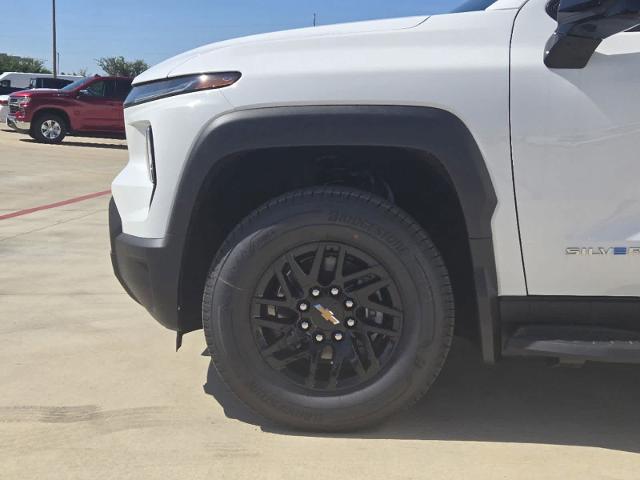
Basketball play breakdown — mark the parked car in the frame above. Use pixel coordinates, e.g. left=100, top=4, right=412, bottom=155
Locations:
left=0, top=95, right=8, bottom=124
left=0, top=72, right=82, bottom=91
left=28, top=77, right=75, bottom=89
left=7, top=75, right=133, bottom=143
left=0, top=85, right=23, bottom=95
left=111, top=0, right=640, bottom=431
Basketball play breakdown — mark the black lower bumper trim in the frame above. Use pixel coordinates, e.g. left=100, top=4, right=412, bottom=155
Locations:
left=109, top=198, right=182, bottom=331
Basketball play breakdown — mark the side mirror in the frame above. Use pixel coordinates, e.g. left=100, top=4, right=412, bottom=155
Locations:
left=545, top=0, right=640, bottom=69
left=78, top=89, right=90, bottom=97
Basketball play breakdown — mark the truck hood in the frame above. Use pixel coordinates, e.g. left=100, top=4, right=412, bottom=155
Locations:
left=10, top=88, right=64, bottom=98
left=134, top=16, right=428, bottom=84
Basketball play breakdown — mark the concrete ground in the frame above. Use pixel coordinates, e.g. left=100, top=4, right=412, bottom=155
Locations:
left=1, top=127, right=639, bottom=479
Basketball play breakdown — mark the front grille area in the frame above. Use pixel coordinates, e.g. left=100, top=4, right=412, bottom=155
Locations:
left=9, top=98, right=19, bottom=114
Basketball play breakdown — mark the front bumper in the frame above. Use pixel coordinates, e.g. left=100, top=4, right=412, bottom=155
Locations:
left=109, top=198, right=183, bottom=331
left=7, top=115, right=29, bottom=132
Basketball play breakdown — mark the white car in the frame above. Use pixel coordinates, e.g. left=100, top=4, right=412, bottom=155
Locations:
left=110, top=0, right=640, bottom=430
left=0, top=72, right=82, bottom=91
left=0, top=95, right=9, bottom=126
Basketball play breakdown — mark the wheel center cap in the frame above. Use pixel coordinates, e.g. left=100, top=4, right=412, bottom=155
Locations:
left=313, top=303, right=341, bottom=326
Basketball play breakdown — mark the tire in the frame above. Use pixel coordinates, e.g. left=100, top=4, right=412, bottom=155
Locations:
left=31, top=113, right=67, bottom=144
left=203, top=187, right=454, bottom=431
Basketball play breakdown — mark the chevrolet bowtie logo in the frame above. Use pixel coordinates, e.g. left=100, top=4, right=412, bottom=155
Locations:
left=313, top=304, right=341, bottom=325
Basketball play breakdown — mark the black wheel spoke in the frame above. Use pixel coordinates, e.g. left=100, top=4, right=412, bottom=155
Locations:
left=349, top=341, right=367, bottom=377
left=306, top=348, right=322, bottom=387
left=349, top=278, right=390, bottom=298
left=359, top=299, right=403, bottom=319
left=360, top=322, right=400, bottom=338
left=286, top=253, right=311, bottom=290
left=272, top=350, right=310, bottom=370
left=274, top=265, right=296, bottom=301
left=309, top=245, right=326, bottom=282
left=261, top=335, right=292, bottom=357
left=254, top=297, right=290, bottom=309
left=361, top=333, right=381, bottom=370
left=254, top=318, right=295, bottom=332
left=327, top=349, right=345, bottom=389
left=333, top=246, right=347, bottom=282
left=342, top=265, right=385, bottom=284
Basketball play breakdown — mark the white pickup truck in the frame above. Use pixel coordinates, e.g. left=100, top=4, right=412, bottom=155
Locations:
left=110, top=0, right=640, bottom=430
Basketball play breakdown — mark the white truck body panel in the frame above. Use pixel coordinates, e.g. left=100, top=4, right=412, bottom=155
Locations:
left=511, top=0, right=640, bottom=296
left=133, top=16, right=429, bottom=85
left=118, top=0, right=640, bottom=299
left=488, top=0, right=528, bottom=9
left=115, top=8, right=528, bottom=295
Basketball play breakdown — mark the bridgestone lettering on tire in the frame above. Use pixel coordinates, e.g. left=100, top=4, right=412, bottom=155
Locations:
left=202, top=187, right=455, bottom=431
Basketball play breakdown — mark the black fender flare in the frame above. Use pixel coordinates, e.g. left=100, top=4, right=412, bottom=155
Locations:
left=170, top=105, right=500, bottom=362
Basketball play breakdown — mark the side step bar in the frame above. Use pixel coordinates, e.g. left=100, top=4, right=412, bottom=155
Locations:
left=503, top=325, right=640, bottom=364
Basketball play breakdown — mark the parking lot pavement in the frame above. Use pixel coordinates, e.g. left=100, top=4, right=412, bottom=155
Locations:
left=1, top=127, right=639, bottom=480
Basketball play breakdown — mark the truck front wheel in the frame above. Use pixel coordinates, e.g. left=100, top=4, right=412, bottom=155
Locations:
left=31, top=113, right=67, bottom=144
left=202, top=187, right=455, bottom=430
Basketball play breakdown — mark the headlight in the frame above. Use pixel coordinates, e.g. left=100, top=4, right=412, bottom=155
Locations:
left=16, top=97, right=31, bottom=107
left=124, top=72, right=241, bottom=108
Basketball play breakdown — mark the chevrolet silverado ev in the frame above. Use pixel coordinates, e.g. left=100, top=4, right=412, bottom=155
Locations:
left=110, top=0, right=640, bottom=430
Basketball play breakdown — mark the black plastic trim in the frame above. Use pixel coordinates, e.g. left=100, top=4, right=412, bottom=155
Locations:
left=501, top=296, right=640, bottom=363
left=171, top=106, right=500, bottom=360
left=544, top=0, right=640, bottom=69
left=504, top=325, right=640, bottom=364
left=174, top=106, right=497, bottom=237
left=109, top=198, right=182, bottom=330
left=500, top=295, right=640, bottom=332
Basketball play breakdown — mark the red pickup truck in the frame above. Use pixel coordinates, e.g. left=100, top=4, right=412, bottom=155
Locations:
left=7, top=75, right=133, bottom=144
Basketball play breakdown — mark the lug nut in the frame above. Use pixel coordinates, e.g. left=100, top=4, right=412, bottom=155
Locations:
left=333, top=332, right=344, bottom=342
left=315, top=333, right=325, bottom=343
left=311, top=288, right=321, bottom=297
left=300, top=321, right=310, bottom=331
left=345, top=299, right=355, bottom=309
left=346, top=318, right=356, bottom=328
left=330, top=287, right=340, bottom=296
left=299, top=302, right=309, bottom=312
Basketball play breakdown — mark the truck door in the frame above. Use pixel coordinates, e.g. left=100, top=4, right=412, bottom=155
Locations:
left=74, top=79, right=117, bottom=131
left=510, top=0, right=640, bottom=296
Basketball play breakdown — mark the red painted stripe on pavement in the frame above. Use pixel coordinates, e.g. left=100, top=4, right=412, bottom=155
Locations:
left=0, top=190, right=111, bottom=221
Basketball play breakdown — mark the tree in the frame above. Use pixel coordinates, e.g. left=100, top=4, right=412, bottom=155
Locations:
left=0, top=53, right=50, bottom=74
left=78, top=67, right=88, bottom=77
left=96, top=56, right=148, bottom=77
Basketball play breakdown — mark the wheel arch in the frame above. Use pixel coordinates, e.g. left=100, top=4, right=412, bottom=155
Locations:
left=31, top=107, right=72, bottom=133
left=171, top=106, right=500, bottom=363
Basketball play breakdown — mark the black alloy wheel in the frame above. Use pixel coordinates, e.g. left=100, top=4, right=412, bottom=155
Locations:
left=203, top=187, right=454, bottom=431
left=251, top=242, right=404, bottom=392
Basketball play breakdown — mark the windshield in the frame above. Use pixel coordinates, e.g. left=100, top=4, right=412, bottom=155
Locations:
left=61, top=77, right=89, bottom=92
left=449, top=0, right=498, bottom=13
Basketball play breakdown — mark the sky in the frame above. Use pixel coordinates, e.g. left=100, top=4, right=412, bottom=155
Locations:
left=0, top=0, right=462, bottom=75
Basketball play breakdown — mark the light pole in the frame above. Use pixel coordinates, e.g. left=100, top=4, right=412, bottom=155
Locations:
left=52, top=0, right=57, bottom=78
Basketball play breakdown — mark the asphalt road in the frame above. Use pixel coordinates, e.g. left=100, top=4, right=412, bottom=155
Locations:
left=1, top=127, right=639, bottom=479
